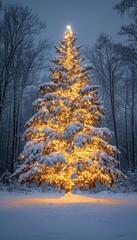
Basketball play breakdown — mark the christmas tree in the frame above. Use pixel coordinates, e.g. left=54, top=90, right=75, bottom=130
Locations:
left=14, top=25, right=125, bottom=192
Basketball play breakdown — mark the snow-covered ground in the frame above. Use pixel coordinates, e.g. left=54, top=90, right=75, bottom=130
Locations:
left=0, top=191, right=137, bottom=240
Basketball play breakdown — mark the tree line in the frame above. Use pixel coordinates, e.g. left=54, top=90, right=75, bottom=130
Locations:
left=0, top=1, right=51, bottom=174
left=85, top=0, right=137, bottom=172
left=0, top=0, right=136, bottom=175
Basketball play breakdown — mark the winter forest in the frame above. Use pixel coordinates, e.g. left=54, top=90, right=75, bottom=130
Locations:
left=0, top=0, right=137, bottom=187
left=0, top=1, right=137, bottom=240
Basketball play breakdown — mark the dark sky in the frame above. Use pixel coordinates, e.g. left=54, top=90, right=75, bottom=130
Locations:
left=6, top=0, right=128, bottom=47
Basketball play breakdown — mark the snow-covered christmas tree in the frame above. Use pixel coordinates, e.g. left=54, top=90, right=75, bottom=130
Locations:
left=14, top=25, right=125, bottom=192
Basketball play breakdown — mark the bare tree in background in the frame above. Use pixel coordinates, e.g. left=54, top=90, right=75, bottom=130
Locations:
left=114, top=0, right=137, bottom=171
left=0, top=3, right=51, bottom=173
left=85, top=34, right=124, bottom=164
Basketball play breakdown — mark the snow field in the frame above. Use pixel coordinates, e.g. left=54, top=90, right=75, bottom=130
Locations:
left=0, top=191, right=137, bottom=240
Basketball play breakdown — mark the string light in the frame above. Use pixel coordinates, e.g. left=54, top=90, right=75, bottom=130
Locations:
left=14, top=26, right=125, bottom=193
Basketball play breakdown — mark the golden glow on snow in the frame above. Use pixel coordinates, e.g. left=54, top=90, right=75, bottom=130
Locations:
left=1, top=193, right=137, bottom=207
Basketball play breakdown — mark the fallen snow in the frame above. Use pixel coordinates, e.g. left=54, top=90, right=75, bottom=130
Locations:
left=0, top=191, right=137, bottom=240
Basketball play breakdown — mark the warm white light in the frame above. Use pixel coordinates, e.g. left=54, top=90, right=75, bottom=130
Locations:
left=67, top=25, right=71, bottom=30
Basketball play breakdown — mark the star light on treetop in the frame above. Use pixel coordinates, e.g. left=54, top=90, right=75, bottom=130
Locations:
left=66, top=25, right=71, bottom=30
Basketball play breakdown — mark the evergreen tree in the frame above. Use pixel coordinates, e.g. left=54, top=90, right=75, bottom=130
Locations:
left=14, top=26, right=125, bottom=192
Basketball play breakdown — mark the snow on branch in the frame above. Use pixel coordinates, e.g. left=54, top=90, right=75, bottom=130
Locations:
left=64, top=122, right=83, bottom=140
left=88, top=126, right=113, bottom=139
left=26, top=109, right=50, bottom=127
left=22, top=127, right=41, bottom=140
left=73, top=134, right=91, bottom=147
left=80, top=85, right=99, bottom=94
left=33, top=98, right=44, bottom=110
left=43, top=93, right=57, bottom=100
left=18, top=163, right=43, bottom=182
left=42, top=127, right=57, bottom=144
left=21, top=142, right=43, bottom=159
left=39, top=82, right=59, bottom=93
left=82, top=64, right=93, bottom=71
left=40, top=152, right=66, bottom=165
left=82, top=96, right=94, bottom=102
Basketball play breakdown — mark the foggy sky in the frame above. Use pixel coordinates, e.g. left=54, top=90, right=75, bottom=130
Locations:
left=6, top=0, right=128, bottom=47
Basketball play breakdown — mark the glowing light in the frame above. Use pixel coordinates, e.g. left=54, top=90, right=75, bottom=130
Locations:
left=66, top=25, right=71, bottom=30
left=15, top=23, right=124, bottom=194
left=1, top=193, right=136, bottom=206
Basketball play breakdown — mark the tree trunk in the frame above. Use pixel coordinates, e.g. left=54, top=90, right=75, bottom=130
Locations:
left=110, top=83, right=119, bottom=164
left=125, top=82, right=130, bottom=170
left=65, top=189, right=71, bottom=193
left=131, top=68, right=135, bottom=172
left=10, top=79, right=17, bottom=173
left=125, top=106, right=130, bottom=170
